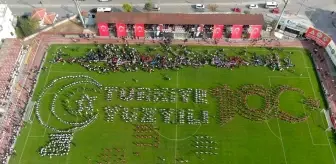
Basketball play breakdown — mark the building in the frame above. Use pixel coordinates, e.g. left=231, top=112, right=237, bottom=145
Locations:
left=95, top=12, right=264, bottom=40
left=0, top=4, right=16, bottom=42
left=31, top=8, right=58, bottom=27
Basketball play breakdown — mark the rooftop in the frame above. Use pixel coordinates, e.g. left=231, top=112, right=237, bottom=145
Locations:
left=31, top=8, right=46, bottom=21
left=96, top=12, right=264, bottom=25
left=0, top=4, right=8, bottom=18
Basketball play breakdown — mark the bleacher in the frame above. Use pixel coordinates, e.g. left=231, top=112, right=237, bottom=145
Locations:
left=0, top=39, right=23, bottom=106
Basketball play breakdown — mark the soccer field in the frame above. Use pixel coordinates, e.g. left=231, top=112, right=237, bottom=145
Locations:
left=9, top=44, right=336, bottom=164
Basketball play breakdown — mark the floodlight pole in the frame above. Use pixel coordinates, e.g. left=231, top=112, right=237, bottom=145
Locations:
left=73, top=0, right=87, bottom=29
left=273, top=0, right=289, bottom=34
left=296, top=0, right=306, bottom=15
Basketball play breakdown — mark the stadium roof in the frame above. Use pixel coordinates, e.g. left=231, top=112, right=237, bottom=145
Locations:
left=96, top=12, right=265, bottom=25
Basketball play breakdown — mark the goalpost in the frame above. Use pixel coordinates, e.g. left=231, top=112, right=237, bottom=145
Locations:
left=23, top=100, right=35, bottom=123
left=323, top=108, right=335, bottom=131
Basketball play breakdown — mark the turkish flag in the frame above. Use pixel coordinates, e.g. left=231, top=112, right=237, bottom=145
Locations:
left=116, top=23, right=127, bottom=37
left=134, top=24, right=145, bottom=37
left=249, top=25, right=262, bottom=39
left=231, top=25, right=243, bottom=39
left=212, top=24, right=224, bottom=39
left=97, top=22, right=109, bottom=36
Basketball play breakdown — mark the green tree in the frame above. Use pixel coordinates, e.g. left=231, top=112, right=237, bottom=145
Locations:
left=144, top=1, right=153, bottom=11
left=122, top=3, right=133, bottom=12
left=243, top=10, right=251, bottom=14
left=16, top=17, right=39, bottom=37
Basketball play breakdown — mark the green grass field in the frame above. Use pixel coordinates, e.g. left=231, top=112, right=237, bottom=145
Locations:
left=9, top=44, right=336, bottom=164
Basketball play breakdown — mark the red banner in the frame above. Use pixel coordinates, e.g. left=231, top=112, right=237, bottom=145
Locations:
left=212, top=25, right=224, bottom=39
left=134, top=24, right=145, bottom=37
left=97, top=22, right=109, bottom=36
left=116, top=23, right=127, bottom=37
left=305, top=27, right=331, bottom=48
left=231, top=25, right=243, bottom=39
left=249, top=25, right=262, bottom=39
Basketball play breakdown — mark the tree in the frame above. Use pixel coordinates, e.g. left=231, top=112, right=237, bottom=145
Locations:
left=16, top=17, right=39, bottom=37
left=122, top=3, right=133, bottom=12
left=269, top=20, right=277, bottom=27
left=144, top=1, right=153, bottom=11
left=207, top=4, right=218, bottom=12
left=243, top=10, right=251, bottom=14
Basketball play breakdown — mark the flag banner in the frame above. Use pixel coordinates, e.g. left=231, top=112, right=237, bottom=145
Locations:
left=212, top=24, right=224, bottom=39
left=231, top=25, right=243, bottom=39
left=249, top=25, right=262, bottom=39
left=116, top=23, right=127, bottom=37
left=97, top=22, right=109, bottom=36
left=134, top=24, right=145, bottom=37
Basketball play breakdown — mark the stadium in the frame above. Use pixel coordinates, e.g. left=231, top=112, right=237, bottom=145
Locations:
left=0, top=12, right=334, bottom=164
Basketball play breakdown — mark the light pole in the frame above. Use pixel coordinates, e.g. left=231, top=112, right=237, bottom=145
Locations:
left=73, top=0, right=86, bottom=29
left=273, top=0, right=289, bottom=34
left=296, top=0, right=306, bottom=15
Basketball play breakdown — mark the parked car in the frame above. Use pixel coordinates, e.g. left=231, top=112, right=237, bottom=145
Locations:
left=272, top=8, right=280, bottom=14
left=249, top=4, right=258, bottom=9
left=152, top=4, right=160, bottom=11
left=232, top=8, right=241, bottom=13
left=195, top=4, right=205, bottom=9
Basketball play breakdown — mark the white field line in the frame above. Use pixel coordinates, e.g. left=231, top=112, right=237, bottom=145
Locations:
left=42, top=65, right=54, bottom=137
left=276, top=118, right=288, bottom=164
left=266, top=77, right=281, bottom=140
left=154, top=125, right=201, bottom=141
left=29, top=135, right=44, bottom=138
left=174, top=71, right=179, bottom=164
left=299, top=51, right=336, bottom=163
left=268, top=76, right=309, bottom=78
left=264, top=121, right=281, bottom=140
left=49, top=70, right=91, bottom=74
left=268, top=76, right=288, bottom=164
left=301, top=103, right=317, bottom=145
left=270, top=76, right=288, bottom=163
left=300, top=104, right=329, bottom=146
left=270, top=75, right=329, bottom=146
left=18, top=113, right=35, bottom=163
left=19, top=64, right=53, bottom=163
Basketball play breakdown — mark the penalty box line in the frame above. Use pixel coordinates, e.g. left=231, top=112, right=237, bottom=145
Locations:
left=269, top=76, right=328, bottom=146
left=19, top=65, right=53, bottom=163
left=297, top=51, right=336, bottom=164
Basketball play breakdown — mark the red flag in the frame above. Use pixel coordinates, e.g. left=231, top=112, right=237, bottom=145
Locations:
left=97, top=22, right=109, bottom=36
left=134, top=24, right=145, bottom=37
left=231, top=25, right=243, bottom=39
left=249, top=25, right=262, bottom=39
left=116, top=23, right=127, bottom=37
left=212, top=25, right=224, bottom=39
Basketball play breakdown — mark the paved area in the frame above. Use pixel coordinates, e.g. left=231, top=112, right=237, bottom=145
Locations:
left=4, top=0, right=336, bottom=41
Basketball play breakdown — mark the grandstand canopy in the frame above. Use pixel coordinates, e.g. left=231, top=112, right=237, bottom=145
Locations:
left=96, top=12, right=264, bottom=25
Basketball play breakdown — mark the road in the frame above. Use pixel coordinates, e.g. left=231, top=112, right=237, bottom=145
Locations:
left=4, top=0, right=333, bottom=16
left=3, top=0, right=336, bottom=40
